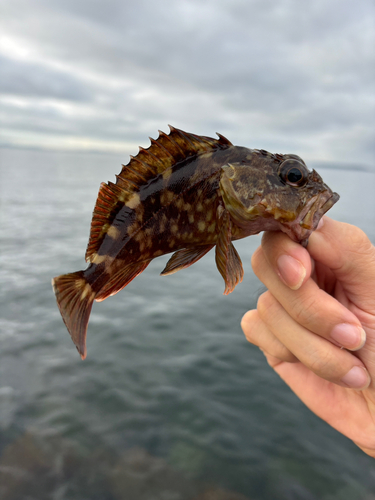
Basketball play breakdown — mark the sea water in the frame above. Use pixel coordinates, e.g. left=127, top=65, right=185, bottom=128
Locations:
left=0, top=147, right=374, bottom=499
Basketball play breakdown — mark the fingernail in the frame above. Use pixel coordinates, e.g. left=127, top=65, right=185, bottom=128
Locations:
left=330, top=324, right=366, bottom=351
left=317, top=217, right=324, bottom=230
left=340, top=366, right=370, bottom=389
left=277, top=255, right=306, bottom=290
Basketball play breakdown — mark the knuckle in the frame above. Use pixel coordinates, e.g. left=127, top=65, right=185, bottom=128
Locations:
left=336, top=224, right=375, bottom=270
left=283, top=351, right=299, bottom=363
left=241, top=310, right=263, bottom=346
left=268, top=341, right=298, bottom=363
left=290, top=294, right=319, bottom=327
left=244, top=326, right=259, bottom=346
left=348, top=224, right=370, bottom=247
left=348, top=228, right=374, bottom=260
left=241, top=310, right=256, bottom=338
left=278, top=348, right=299, bottom=363
left=307, top=346, right=336, bottom=377
left=257, top=291, right=275, bottom=319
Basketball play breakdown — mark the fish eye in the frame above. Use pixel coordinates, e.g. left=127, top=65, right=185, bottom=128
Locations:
left=279, top=160, right=308, bottom=187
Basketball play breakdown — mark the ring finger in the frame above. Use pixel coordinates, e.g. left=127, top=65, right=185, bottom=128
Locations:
left=256, top=291, right=370, bottom=389
left=241, top=308, right=298, bottom=363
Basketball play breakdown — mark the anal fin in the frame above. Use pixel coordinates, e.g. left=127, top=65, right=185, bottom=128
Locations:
left=215, top=210, right=244, bottom=295
left=160, top=245, right=214, bottom=276
left=95, top=260, right=151, bottom=301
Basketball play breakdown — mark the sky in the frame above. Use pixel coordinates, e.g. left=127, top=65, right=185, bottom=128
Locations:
left=1, top=0, right=374, bottom=167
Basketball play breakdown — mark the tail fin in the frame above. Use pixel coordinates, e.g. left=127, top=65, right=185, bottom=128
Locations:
left=52, top=271, right=95, bottom=360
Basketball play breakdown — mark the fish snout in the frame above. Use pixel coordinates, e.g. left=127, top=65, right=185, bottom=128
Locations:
left=300, top=190, right=340, bottom=230
left=285, top=190, right=340, bottom=244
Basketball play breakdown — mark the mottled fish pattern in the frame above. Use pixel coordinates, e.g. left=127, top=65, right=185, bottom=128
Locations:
left=52, top=126, right=339, bottom=359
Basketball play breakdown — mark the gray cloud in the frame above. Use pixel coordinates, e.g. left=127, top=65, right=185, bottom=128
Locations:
left=0, top=55, right=92, bottom=101
left=0, top=0, right=374, bottom=166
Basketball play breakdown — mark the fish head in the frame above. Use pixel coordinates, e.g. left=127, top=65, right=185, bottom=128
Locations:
left=219, top=151, right=339, bottom=245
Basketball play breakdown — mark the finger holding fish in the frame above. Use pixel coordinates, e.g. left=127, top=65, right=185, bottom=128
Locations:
left=242, top=290, right=370, bottom=389
left=241, top=308, right=298, bottom=363
left=242, top=217, right=375, bottom=458
left=251, top=232, right=366, bottom=352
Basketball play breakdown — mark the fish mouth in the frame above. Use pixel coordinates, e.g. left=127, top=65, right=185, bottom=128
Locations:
left=287, top=190, right=340, bottom=246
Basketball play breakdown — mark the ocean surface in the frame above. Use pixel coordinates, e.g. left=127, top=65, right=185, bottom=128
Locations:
left=0, top=146, right=374, bottom=500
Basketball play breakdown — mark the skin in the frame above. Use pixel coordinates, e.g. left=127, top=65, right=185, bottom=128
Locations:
left=241, top=216, right=375, bottom=458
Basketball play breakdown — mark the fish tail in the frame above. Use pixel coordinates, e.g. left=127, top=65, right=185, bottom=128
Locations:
left=52, top=271, right=95, bottom=360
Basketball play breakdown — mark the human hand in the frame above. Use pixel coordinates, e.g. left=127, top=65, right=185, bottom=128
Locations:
left=241, top=217, right=375, bottom=458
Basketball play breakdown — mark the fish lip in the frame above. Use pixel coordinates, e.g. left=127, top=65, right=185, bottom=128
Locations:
left=303, top=191, right=340, bottom=230
left=318, top=191, right=340, bottom=216
left=287, top=190, right=339, bottom=244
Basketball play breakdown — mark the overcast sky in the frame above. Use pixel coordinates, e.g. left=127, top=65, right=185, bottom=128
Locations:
left=1, top=0, right=374, bottom=166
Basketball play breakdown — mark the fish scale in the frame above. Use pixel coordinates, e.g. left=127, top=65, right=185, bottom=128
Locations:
left=52, top=126, right=339, bottom=359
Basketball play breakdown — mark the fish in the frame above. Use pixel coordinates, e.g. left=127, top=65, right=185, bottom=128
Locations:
left=52, top=126, right=339, bottom=359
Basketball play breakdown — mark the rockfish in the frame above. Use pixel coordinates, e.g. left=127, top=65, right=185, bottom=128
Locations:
left=52, top=126, right=339, bottom=359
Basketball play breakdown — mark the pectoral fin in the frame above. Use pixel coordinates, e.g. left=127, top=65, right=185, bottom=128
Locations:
left=215, top=209, right=244, bottom=295
left=160, top=245, right=214, bottom=276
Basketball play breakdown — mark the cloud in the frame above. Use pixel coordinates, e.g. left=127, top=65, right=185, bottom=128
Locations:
left=0, top=0, right=374, bottom=166
left=0, top=55, right=92, bottom=101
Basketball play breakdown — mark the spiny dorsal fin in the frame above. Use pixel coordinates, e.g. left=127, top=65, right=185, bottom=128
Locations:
left=115, top=125, right=232, bottom=191
left=85, top=126, right=232, bottom=262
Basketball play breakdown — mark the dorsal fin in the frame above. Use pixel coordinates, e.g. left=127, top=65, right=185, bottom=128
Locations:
left=85, top=126, right=232, bottom=262
left=114, top=125, right=232, bottom=191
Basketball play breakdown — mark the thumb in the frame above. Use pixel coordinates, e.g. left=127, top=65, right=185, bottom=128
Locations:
left=307, top=217, right=375, bottom=313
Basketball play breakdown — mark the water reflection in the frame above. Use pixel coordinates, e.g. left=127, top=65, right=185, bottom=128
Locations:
left=0, top=432, right=250, bottom=500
